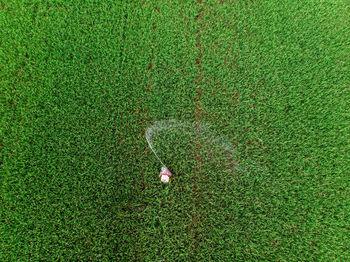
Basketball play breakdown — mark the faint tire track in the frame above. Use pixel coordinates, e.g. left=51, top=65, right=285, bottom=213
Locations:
left=189, top=0, right=206, bottom=259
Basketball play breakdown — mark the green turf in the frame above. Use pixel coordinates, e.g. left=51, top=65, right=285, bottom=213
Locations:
left=1, top=0, right=349, bottom=260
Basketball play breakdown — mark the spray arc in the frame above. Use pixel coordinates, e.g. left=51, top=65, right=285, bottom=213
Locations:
left=145, top=121, right=173, bottom=184
left=145, top=119, right=238, bottom=184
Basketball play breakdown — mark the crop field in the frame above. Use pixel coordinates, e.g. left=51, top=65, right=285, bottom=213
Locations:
left=1, top=0, right=349, bottom=260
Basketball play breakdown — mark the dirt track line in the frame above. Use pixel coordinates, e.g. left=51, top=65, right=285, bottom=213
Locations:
left=194, top=0, right=205, bottom=121
left=109, top=2, right=128, bottom=177
left=190, top=0, right=206, bottom=259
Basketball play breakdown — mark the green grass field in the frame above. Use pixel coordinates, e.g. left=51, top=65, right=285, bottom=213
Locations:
left=1, top=0, right=349, bottom=260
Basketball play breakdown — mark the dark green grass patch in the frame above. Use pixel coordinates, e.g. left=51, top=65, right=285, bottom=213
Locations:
left=1, top=0, right=349, bottom=260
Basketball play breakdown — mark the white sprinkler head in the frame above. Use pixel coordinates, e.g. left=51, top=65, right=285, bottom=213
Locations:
left=160, top=174, right=170, bottom=184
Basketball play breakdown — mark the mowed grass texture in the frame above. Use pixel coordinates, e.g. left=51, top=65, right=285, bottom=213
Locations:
left=1, top=0, right=349, bottom=260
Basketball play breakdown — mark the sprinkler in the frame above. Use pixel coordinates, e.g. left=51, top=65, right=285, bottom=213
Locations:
left=159, top=166, right=172, bottom=184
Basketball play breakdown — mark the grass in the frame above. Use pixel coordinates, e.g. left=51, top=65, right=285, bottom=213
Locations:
left=1, top=0, right=349, bottom=260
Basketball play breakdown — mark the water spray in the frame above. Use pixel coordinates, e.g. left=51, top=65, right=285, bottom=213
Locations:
left=145, top=119, right=237, bottom=184
left=145, top=121, right=173, bottom=184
